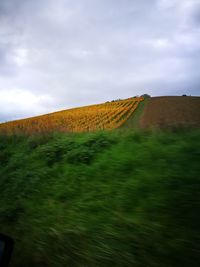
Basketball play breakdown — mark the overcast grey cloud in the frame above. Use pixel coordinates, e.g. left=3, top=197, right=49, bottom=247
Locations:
left=0, top=0, right=200, bottom=122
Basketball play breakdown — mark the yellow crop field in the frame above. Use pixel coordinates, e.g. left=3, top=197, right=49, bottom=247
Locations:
left=0, top=97, right=144, bottom=134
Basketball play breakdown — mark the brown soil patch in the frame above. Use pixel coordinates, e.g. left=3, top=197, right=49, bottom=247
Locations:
left=139, top=96, right=200, bottom=128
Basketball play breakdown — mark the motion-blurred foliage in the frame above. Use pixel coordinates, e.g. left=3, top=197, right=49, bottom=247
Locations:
left=0, top=129, right=199, bottom=267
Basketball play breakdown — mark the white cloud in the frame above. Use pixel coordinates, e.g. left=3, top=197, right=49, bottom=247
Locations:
left=0, top=89, right=55, bottom=122
left=147, top=38, right=173, bottom=49
left=157, top=0, right=177, bottom=10
left=13, top=48, right=29, bottom=66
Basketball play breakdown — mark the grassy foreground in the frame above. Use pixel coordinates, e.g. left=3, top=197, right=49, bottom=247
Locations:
left=0, top=129, right=200, bottom=267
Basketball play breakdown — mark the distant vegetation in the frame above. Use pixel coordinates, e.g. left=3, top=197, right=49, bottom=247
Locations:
left=0, top=129, right=200, bottom=267
left=140, top=93, right=151, bottom=98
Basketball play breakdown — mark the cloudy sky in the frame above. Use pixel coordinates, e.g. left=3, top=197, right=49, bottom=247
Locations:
left=0, top=0, right=200, bottom=122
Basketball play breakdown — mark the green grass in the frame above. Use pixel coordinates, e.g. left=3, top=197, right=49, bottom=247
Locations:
left=120, top=98, right=149, bottom=129
left=0, top=129, right=200, bottom=267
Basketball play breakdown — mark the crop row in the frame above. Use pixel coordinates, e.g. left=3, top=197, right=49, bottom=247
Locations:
left=0, top=97, right=144, bottom=134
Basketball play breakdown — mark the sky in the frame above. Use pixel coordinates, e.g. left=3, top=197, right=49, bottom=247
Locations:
left=0, top=0, right=200, bottom=122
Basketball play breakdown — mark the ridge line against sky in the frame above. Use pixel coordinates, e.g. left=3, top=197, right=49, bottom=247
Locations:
left=0, top=0, right=200, bottom=122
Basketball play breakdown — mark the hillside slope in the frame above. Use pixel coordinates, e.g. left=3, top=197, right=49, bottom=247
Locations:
left=0, top=96, right=199, bottom=135
left=139, top=96, right=200, bottom=128
left=0, top=97, right=144, bottom=134
left=0, top=130, right=200, bottom=267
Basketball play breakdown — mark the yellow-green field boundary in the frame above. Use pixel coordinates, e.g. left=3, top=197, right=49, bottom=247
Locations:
left=120, top=98, right=149, bottom=129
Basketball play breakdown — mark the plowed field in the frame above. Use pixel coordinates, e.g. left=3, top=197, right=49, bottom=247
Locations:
left=139, top=96, right=200, bottom=128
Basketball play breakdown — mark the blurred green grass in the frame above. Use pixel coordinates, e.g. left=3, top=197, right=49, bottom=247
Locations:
left=0, top=129, right=200, bottom=267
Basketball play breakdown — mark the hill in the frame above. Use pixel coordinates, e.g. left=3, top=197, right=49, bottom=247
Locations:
left=0, top=96, right=199, bottom=135
left=0, top=97, right=144, bottom=135
left=0, top=95, right=200, bottom=266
